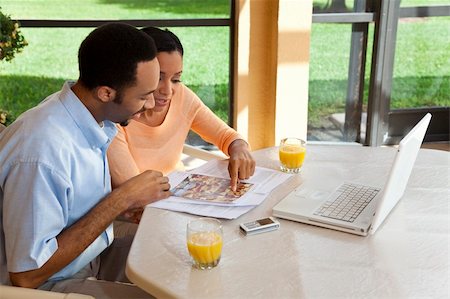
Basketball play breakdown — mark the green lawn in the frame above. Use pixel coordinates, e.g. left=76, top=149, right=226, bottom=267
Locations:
left=1, top=0, right=449, bottom=128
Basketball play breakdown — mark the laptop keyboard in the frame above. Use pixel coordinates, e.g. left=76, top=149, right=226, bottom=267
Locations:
left=313, top=183, right=380, bottom=223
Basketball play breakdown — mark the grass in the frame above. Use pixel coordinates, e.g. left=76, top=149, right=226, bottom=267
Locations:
left=0, top=0, right=230, bottom=19
left=0, top=0, right=231, bottom=125
left=308, top=18, right=450, bottom=126
left=0, top=0, right=449, bottom=129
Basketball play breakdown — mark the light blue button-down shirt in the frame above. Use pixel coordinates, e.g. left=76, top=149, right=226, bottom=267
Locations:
left=0, top=81, right=117, bottom=285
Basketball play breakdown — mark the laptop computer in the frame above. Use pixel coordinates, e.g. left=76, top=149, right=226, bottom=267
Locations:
left=272, top=113, right=432, bottom=236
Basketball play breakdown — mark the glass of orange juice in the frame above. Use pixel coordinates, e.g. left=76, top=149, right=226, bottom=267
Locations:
left=279, top=137, right=306, bottom=173
left=187, top=218, right=223, bottom=270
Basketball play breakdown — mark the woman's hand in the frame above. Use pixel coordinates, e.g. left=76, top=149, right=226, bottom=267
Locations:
left=227, top=139, right=256, bottom=192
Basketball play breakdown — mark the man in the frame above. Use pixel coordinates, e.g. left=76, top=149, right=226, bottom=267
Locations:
left=0, top=23, right=168, bottom=298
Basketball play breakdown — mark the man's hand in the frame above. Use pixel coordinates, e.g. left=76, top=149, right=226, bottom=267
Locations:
left=227, top=139, right=255, bottom=192
left=118, top=207, right=144, bottom=224
left=116, top=170, right=171, bottom=211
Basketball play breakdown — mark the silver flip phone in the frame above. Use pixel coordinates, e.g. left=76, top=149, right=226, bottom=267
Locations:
left=240, top=217, right=280, bottom=235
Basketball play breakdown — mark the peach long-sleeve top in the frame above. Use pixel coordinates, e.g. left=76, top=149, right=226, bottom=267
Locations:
left=107, top=84, right=243, bottom=186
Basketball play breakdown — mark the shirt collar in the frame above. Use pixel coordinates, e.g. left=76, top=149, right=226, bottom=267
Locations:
left=59, top=81, right=117, bottom=149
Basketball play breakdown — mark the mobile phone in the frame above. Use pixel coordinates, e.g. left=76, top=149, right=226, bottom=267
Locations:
left=239, top=217, right=280, bottom=235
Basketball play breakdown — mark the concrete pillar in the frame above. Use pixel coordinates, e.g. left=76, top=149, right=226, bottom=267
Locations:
left=275, top=0, right=312, bottom=144
left=233, top=0, right=312, bottom=149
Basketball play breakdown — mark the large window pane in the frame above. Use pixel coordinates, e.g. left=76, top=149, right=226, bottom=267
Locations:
left=391, top=17, right=450, bottom=110
left=173, top=27, right=230, bottom=123
left=308, top=23, right=352, bottom=142
left=0, top=0, right=231, bottom=138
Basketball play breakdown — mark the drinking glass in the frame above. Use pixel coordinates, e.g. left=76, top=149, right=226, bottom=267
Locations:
left=279, top=137, right=306, bottom=173
left=186, top=218, right=223, bottom=269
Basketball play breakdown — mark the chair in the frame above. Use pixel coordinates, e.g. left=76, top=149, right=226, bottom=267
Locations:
left=0, top=285, right=94, bottom=299
left=182, top=144, right=226, bottom=160
left=181, top=144, right=226, bottom=170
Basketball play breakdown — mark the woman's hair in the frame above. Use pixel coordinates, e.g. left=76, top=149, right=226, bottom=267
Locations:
left=78, top=23, right=157, bottom=91
left=140, top=26, right=184, bottom=56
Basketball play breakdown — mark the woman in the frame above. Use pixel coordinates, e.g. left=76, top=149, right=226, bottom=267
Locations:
left=108, top=27, right=255, bottom=193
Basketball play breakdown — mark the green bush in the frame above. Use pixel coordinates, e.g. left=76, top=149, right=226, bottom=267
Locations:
left=0, top=7, right=27, bottom=62
left=0, top=7, right=28, bottom=125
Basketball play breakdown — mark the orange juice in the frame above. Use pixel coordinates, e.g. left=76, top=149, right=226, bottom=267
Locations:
left=279, top=144, right=306, bottom=169
left=187, top=232, right=223, bottom=269
left=279, top=138, right=306, bottom=173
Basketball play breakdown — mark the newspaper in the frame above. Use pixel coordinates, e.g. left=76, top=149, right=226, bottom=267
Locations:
left=149, top=159, right=293, bottom=219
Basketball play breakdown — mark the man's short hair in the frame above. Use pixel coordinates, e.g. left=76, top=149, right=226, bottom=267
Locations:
left=78, top=23, right=157, bottom=91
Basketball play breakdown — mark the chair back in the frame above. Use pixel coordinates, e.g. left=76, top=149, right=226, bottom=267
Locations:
left=0, top=285, right=95, bottom=298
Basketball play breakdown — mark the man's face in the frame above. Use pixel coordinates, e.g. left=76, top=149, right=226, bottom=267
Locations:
left=107, top=58, right=160, bottom=124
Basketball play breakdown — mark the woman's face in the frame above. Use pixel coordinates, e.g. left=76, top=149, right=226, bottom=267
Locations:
left=153, top=51, right=183, bottom=113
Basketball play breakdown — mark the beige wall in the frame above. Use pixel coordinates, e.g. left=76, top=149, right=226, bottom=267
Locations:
left=233, top=0, right=312, bottom=150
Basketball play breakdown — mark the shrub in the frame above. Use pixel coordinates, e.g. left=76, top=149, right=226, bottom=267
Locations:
left=0, top=7, right=28, bottom=62
left=0, top=109, right=12, bottom=126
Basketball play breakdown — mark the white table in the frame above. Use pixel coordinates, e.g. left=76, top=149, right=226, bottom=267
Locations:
left=126, top=145, right=449, bottom=298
